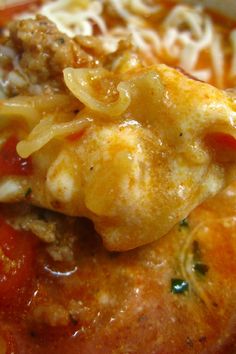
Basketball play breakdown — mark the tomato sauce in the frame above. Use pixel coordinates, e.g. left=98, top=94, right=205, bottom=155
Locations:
left=0, top=0, right=40, bottom=27
left=0, top=218, right=37, bottom=304
left=0, top=189, right=236, bottom=354
left=0, top=136, right=32, bottom=177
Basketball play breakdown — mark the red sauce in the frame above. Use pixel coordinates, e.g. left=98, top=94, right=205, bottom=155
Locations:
left=0, top=0, right=40, bottom=27
left=0, top=217, right=37, bottom=306
left=0, top=217, right=37, bottom=353
left=0, top=201, right=235, bottom=354
left=0, top=329, right=18, bottom=354
left=0, top=136, right=32, bottom=177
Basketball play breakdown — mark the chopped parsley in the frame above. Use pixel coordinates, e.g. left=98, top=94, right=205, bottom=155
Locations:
left=171, top=278, right=189, bottom=294
left=192, top=240, right=202, bottom=260
left=192, top=241, right=209, bottom=276
left=69, top=314, right=78, bottom=326
left=193, top=262, right=209, bottom=276
left=56, top=37, right=65, bottom=44
left=179, top=218, right=189, bottom=228
left=25, top=187, right=32, bottom=198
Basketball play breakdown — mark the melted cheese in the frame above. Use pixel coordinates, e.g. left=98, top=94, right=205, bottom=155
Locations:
left=1, top=64, right=236, bottom=250
left=0, top=178, right=25, bottom=201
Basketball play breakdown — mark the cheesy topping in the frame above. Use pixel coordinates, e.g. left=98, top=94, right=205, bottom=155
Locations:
left=14, top=0, right=236, bottom=87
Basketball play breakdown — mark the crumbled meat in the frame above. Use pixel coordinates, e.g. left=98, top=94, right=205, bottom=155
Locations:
left=0, top=15, right=137, bottom=97
left=1, top=15, right=97, bottom=95
left=67, top=300, right=88, bottom=324
left=46, top=238, right=74, bottom=262
left=9, top=211, right=57, bottom=243
left=3, top=203, right=77, bottom=261
left=32, top=299, right=90, bottom=327
left=32, top=303, right=69, bottom=327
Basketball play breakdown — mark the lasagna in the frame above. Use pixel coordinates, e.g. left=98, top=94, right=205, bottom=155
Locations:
left=0, top=13, right=236, bottom=250
left=0, top=0, right=235, bottom=353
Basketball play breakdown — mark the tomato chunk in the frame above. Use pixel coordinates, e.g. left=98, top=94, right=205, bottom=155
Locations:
left=0, top=0, right=40, bottom=27
left=0, top=217, right=36, bottom=305
left=0, top=136, right=32, bottom=177
left=210, top=133, right=236, bottom=150
left=206, top=132, right=236, bottom=162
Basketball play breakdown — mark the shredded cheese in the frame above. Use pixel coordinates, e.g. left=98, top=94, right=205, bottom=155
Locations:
left=0, top=179, right=24, bottom=201
left=40, top=0, right=106, bottom=37
left=3, top=0, right=236, bottom=88
left=163, top=6, right=213, bottom=77
left=210, top=33, right=224, bottom=88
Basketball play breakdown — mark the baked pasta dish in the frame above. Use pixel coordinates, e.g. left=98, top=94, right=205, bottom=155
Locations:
left=0, top=0, right=236, bottom=353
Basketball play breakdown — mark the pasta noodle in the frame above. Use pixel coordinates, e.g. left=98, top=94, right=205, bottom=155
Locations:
left=0, top=94, right=82, bottom=127
left=63, top=68, right=131, bottom=117
left=0, top=93, right=85, bottom=157
left=17, top=113, right=93, bottom=158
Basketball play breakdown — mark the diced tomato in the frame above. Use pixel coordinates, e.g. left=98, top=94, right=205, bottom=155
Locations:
left=206, top=132, right=236, bottom=162
left=67, top=129, right=86, bottom=142
left=0, top=0, right=40, bottom=27
left=0, top=217, right=37, bottom=306
left=210, top=133, right=236, bottom=150
left=0, top=136, right=32, bottom=177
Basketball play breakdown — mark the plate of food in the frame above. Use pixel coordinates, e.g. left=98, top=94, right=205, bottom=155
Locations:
left=0, top=0, right=236, bottom=353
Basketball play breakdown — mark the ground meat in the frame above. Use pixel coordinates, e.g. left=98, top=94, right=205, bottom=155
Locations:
left=46, top=237, right=74, bottom=262
left=3, top=203, right=78, bottom=261
left=0, top=15, right=137, bottom=97
left=1, top=15, right=97, bottom=95
left=32, top=303, right=69, bottom=327
left=8, top=209, right=57, bottom=243
left=32, top=299, right=89, bottom=327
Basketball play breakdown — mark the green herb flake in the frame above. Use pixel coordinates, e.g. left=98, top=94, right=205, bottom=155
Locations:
left=193, top=262, right=209, bottom=276
left=69, top=314, right=78, bottom=326
left=179, top=218, right=189, bottom=228
left=25, top=188, right=32, bottom=198
left=192, top=240, right=202, bottom=261
left=56, top=37, right=65, bottom=44
left=171, top=278, right=189, bottom=294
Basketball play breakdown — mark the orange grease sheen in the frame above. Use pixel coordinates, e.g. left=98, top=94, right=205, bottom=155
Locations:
left=0, top=136, right=33, bottom=177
